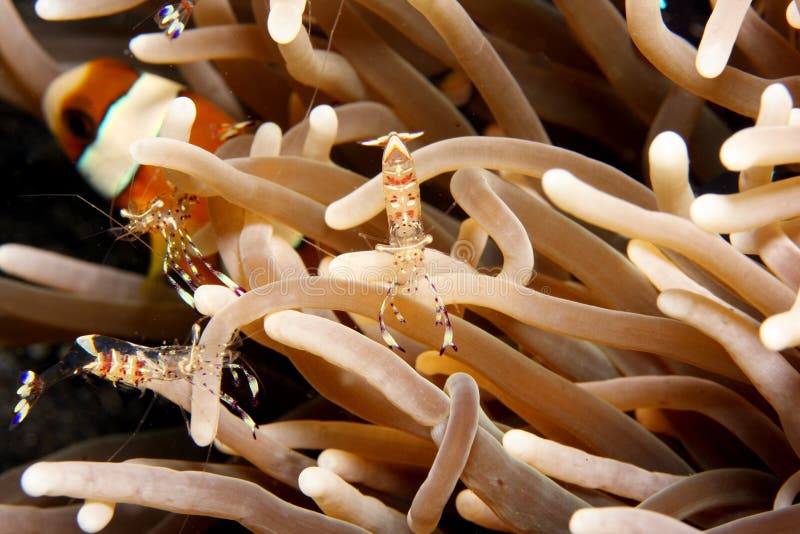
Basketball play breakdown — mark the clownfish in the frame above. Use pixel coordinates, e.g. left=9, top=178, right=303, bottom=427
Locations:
left=42, top=58, right=235, bottom=294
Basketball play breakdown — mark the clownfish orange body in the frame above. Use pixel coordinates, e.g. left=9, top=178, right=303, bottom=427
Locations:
left=43, top=57, right=231, bottom=214
left=42, top=58, right=236, bottom=295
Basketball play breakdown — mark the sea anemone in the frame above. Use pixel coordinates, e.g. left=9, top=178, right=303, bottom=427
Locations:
left=2, top=0, right=800, bottom=532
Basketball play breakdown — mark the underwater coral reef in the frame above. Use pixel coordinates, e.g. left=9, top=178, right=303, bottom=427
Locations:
left=2, top=0, right=800, bottom=532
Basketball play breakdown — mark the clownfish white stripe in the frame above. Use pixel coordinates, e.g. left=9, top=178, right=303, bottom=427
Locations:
left=77, top=73, right=183, bottom=198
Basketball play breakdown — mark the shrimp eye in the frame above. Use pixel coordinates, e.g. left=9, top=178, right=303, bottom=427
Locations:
left=62, top=108, right=96, bottom=141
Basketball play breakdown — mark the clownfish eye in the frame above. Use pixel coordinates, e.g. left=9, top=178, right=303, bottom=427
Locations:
left=62, top=108, right=96, bottom=141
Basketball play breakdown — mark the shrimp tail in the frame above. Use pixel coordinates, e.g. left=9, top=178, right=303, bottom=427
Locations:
left=11, top=370, right=44, bottom=428
left=10, top=344, right=94, bottom=428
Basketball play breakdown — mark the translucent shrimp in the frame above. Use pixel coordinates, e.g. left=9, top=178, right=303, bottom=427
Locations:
left=214, top=119, right=261, bottom=142
left=361, top=132, right=457, bottom=355
left=121, top=192, right=245, bottom=307
left=11, top=324, right=259, bottom=436
left=155, top=0, right=196, bottom=40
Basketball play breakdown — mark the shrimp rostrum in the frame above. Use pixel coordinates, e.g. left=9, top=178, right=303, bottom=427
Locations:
left=11, top=325, right=258, bottom=436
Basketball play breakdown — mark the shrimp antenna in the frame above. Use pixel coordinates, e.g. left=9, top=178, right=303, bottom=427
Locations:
left=105, top=394, right=159, bottom=462
left=304, top=0, right=345, bottom=119
left=19, top=193, right=155, bottom=252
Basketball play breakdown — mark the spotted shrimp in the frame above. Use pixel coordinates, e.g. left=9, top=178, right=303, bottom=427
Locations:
left=121, top=192, right=245, bottom=307
left=11, top=324, right=259, bottom=436
left=361, top=132, right=457, bottom=355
